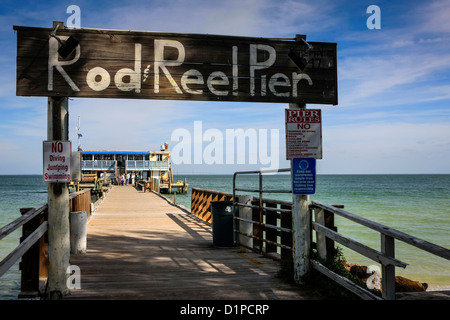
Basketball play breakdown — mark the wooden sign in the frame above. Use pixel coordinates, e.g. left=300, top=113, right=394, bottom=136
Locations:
left=15, top=25, right=337, bottom=105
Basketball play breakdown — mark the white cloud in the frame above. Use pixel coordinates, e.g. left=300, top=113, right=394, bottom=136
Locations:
left=321, top=121, right=450, bottom=173
left=339, top=50, right=450, bottom=107
left=95, top=0, right=338, bottom=38
left=417, top=0, right=450, bottom=34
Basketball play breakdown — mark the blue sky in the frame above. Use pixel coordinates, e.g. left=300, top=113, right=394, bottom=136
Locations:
left=0, top=0, right=449, bottom=174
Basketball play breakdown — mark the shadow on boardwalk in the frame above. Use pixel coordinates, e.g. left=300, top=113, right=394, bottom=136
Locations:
left=66, top=186, right=322, bottom=300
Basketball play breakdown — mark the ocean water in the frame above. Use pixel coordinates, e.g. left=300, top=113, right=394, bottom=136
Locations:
left=1, top=174, right=449, bottom=299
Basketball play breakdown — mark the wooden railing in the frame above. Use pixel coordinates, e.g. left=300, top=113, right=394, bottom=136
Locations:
left=192, top=169, right=450, bottom=300
left=309, top=201, right=450, bottom=300
left=0, top=189, right=92, bottom=298
left=69, top=189, right=92, bottom=220
left=190, top=185, right=293, bottom=261
left=191, top=188, right=233, bottom=223
left=236, top=197, right=294, bottom=261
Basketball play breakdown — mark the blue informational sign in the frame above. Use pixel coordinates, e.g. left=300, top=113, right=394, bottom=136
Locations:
left=292, top=158, right=316, bottom=195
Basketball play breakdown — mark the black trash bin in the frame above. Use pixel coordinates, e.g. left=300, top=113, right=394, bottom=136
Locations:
left=210, top=201, right=235, bottom=247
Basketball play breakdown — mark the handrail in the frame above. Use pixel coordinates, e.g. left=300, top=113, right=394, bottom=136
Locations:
left=0, top=204, right=47, bottom=241
left=0, top=204, right=48, bottom=279
left=229, top=168, right=450, bottom=300
left=0, top=189, right=93, bottom=298
left=232, top=168, right=293, bottom=261
left=311, top=200, right=450, bottom=261
left=0, top=222, right=48, bottom=278
left=309, top=200, right=450, bottom=300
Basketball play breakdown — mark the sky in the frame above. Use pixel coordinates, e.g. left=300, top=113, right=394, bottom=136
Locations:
left=0, top=0, right=449, bottom=174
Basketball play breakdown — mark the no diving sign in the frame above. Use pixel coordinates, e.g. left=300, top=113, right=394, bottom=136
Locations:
left=43, top=140, right=72, bottom=183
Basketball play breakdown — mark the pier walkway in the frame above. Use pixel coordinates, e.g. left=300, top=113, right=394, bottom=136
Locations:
left=66, top=185, right=321, bottom=300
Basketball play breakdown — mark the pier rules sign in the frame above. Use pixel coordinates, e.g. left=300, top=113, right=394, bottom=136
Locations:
left=43, top=140, right=72, bottom=183
left=285, top=109, right=322, bottom=159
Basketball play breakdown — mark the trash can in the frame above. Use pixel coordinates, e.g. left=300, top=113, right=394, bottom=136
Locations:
left=211, top=201, right=235, bottom=247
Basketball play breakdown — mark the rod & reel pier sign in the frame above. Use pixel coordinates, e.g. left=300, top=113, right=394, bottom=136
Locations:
left=15, top=25, right=337, bottom=105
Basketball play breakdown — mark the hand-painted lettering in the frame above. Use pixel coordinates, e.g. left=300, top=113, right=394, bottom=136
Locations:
left=48, top=40, right=313, bottom=98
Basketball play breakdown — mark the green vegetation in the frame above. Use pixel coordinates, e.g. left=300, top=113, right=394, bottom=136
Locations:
left=306, top=247, right=365, bottom=299
left=277, top=246, right=374, bottom=299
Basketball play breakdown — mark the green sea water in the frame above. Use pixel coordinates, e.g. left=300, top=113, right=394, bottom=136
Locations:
left=1, top=174, right=449, bottom=299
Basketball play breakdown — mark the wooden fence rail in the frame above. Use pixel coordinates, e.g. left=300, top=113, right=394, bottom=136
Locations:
left=0, top=189, right=92, bottom=298
left=192, top=168, right=450, bottom=300
left=191, top=188, right=234, bottom=223
left=309, top=200, right=450, bottom=300
left=190, top=186, right=292, bottom=261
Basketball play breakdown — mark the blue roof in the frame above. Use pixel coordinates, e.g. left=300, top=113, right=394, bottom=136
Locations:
left=82, top=151, right=149, bottom=155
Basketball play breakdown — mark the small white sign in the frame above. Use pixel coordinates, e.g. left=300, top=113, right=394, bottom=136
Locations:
left=285, top=109, right=322, bottom=160
left=43, top=140, right=72, bottom=183
left=71, top=151, right=82, bottom=182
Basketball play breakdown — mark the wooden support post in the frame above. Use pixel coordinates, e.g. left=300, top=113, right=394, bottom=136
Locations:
left=381, top=234, right=396, bottom=300
left=252, top=199, right=262, bottom=253
left=315, top=208, right=327, bottom=261
left=290, top=103, right=311, bottom=283
left=324, top=210, right=337, bottom=261
left=237, top=195, right=253, bottom=251
left=280, top=204, right=292, bottom=261
left=19, top=208, right=43, bottom=297
left=265, top=202, right=278, bottom=254
left=47, top=96, right=70, bottom=299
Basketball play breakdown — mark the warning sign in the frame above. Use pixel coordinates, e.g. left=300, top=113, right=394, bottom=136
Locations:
left=285, top=109, right=322, bottom=160
left=292, top=158, right=316, bottom=195
left=43, top=140, right=72, bottom=183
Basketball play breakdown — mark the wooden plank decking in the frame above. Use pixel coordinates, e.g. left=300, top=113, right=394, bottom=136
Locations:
left=66, top=185, right=321, bottom=300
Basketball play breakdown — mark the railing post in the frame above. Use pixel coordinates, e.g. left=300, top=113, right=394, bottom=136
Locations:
left=237, top=195, right=253, bottom=251
left=252, top=199, right=262, bottom=252
left=280, top=203, right=292, bottom=261
left=314, top=208, right=327, bottom=261
left=324, top=210, right=337, bottom=261
left=381, top=234, right=396, bottom=300
left=19, top=208, right=41, bottom=297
